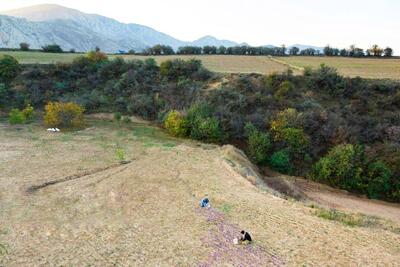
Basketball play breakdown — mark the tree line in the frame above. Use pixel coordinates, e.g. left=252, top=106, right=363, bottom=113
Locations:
left=12, top=42, right=395, bottom=57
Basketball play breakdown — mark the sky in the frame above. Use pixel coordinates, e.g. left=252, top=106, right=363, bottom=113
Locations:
left=1, top=0, right=399, bottom=53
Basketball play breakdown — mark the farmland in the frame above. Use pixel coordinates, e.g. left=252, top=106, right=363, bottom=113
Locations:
left=275, top=56, right=400, bottom=79
left=1, top=116, right=400, bottom=266
left=1, top=51, right=399, bottom=79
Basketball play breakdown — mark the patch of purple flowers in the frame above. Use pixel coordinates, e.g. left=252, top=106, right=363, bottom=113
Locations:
left=197, top=208, right=285, bottom=267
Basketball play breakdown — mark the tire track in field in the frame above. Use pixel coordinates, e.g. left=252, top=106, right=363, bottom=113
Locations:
left=26, top=162, right=132, bottom=193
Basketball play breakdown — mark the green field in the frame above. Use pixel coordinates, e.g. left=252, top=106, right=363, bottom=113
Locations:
left=1, top=51, right=399, bottom=79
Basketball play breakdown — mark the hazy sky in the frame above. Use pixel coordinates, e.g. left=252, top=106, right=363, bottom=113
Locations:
left=1, top=0, right=399, bottom=53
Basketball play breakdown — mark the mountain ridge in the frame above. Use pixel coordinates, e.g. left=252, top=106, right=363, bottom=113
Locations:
left=0, top=4, right=322, bottom=53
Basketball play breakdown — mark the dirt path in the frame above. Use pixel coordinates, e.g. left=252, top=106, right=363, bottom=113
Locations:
left=297, top=178, right=400, bottom=223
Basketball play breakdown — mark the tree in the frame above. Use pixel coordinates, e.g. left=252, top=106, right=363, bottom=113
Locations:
left=323, top=45, right=334, bottom=56
left=0, top=55, right=20, bottom=82
left=42, top=44, right=63, bottom=53
left=244, top=123, right=271, bottom=165
left=340, top=49, right=348, bottom=57
left=218, top=46, right=227, bottom=55
left=369, top=44, right=383, bottom=57
left=19, top=42, right=30, bottom=51
left=384, top=47, right=393, bottom=57
left=289, top=46, right=299, bottom=56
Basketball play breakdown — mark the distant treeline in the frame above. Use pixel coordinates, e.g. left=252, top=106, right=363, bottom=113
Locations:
left=141, top=44, right=395, bottom=57
left=4, top=42, right=395, bottom=57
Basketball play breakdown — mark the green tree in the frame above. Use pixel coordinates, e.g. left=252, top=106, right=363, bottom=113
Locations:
left=19, top=42, right=30, bottom=51
left=383, top=47, right=393, bottom=57
left=269, top=149, right=292, bottom=174
left=244, top=123, right=271, bottom=165
left=42, top=44, right=63, bottom=53
left=0, top=55, right=20, bottom=82
left=289, top=46, right=299, bottom=56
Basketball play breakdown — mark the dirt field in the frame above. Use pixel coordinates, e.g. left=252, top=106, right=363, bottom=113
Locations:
left=275, top=56, right=400, bottom=79
left=1, top=118, right=400, bottom=266
left=2, top=51, right=399, bottom=79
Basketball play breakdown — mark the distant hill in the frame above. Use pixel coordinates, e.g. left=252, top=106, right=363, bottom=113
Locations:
left=288, top=44, right=324, bottom=53
left=0, top=4, right=241, bottom=52
left=191, top=36, right=239, bottom=48
left=0, top=4, right=324, bottom=53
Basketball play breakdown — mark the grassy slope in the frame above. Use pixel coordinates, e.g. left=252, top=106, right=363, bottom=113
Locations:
left=3, top=51, right=400, bottom=79
left=0, top=118, right=399, bottom=266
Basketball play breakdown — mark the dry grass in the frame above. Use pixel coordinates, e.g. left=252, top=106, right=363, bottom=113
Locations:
left=1, top=118, right=400, bottom=266
left=276, top=56, right=400, bottom=79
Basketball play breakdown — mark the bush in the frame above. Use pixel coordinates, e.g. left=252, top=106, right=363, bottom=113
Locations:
left=186, top=104, right=224, bottom=143
left=274, top=81, right=294, bottom=101
left=164, top=110, right=189, bottom=137
left=280, top=127, right=309, bottom=154
left=8, top=108, right=26, bottom=125
left=44, top=102, right=85, bottom=129
left=269, top=149, right=292, bottom=174
left=0, top=55, right=20, bottom=82
left=160, top=59, right=207, bottom=81
left=87, top=50, right=108, bottom=63
left=190, top=116, right=224, bottom=143
left=21, top=104, right=34, bottom=121
left=312, top=144, right=364, bottom=190
left=365, top=161, right=392, bottom=199
left=122, top=116, right=131, bottom=124
left=114, top=112, right=122, bottom=122
left=244, top=122, right=271, bottom=165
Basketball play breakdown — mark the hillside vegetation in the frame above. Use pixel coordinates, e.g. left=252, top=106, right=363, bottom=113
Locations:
left=1, top=53, right=400, bottom=202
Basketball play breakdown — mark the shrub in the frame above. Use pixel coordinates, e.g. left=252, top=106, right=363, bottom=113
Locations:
left=164, top=110, right=189, bottom=137
left=190, top=116, right=224, bottom=143
left=21, top=104, right=34, bottom=121
left=114, top=112, right=122, bottom=122
left=44, top=102, right=85, bottom=129
left=244, top=122, right=271, bottom=165
left=312, top=144, right=364, bottom=190
left=122, top=116, right=131, bottom=124
left=269, top=149, right=292, bottom=174
left=8, top=108, right=26, bottom=125
left=87, top=50, right=108, bottom=63
left=280, top=127, right=309, bottom=154
left=0, top=55, right=20, bottom=82
left=160, top=59, right=206, bottom=81
left=270, top=108, right=300, bottom=140
left=274, top=81, right=294, bottom=101
left=365, top=161, right=392, bottom=199
left=115, top=148, right=126, bottom=163
left=186, top=104, right=224, bottom=143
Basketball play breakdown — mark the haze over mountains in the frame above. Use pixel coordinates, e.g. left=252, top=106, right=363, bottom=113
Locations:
left=0, top=4, right=322, bottom=53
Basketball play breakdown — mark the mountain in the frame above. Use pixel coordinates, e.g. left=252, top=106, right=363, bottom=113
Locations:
left=0, top=4, right=240, bottom=52
left=191, top=36, right=239, bottom=48
left=288, top=44, right=324, bottom=52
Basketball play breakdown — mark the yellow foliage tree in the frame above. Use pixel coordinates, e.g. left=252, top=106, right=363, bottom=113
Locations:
left=164, top=110, right=189, bottom=137
left=44, top=102, right=85, bottom=129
